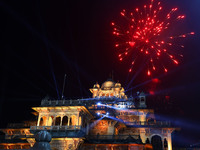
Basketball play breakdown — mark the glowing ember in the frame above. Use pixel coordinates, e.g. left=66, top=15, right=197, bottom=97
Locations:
left=147, top=70, right=151, bottom=76
left=129, top=41, right=135, bottom=47
left=152, top=78, right=160, bottom=83
left=149, top=91, right=155, bottom=95
left=111, top=0, right=194, bottom=75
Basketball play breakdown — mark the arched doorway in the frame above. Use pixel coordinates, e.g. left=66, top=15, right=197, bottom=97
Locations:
left=164, top=138, right=168, bottom=149
left=62, top=116, right=68, bottom=126
left=151, top=135, right=163, bottom=150
left=39, top=116, right=47, bottom=126
left=55, top=116, right=61, bottom=126
left=39, top=118, right=43, bottom=126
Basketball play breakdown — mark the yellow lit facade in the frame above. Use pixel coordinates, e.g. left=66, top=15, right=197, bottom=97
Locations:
left=0, top=79, right=177, bottom=150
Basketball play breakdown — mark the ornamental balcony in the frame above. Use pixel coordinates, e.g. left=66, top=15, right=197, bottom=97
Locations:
left=30, top=125, right=86, bottom=138
left=40, top=97, right=134, bottom=107
left=85, top=135, right=142, bottom=144
left=125, top=121, right=172, bottom=127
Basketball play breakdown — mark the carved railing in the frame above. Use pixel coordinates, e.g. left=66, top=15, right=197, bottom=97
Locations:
left=40, top=97, right=133, bottom=107
left=125, top=121, right=171, bottom=127
left=30, top=125, right=86, bottom=138
left=86, top=134, right=140, bottom=140
left=30, top=125, right=81, bottom=131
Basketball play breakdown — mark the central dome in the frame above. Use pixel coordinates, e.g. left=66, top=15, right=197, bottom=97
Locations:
left=101, top=79, right=115, bottom=90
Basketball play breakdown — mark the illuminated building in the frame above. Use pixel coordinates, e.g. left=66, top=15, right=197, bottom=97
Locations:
left=0, top=79, right=177, bottom=150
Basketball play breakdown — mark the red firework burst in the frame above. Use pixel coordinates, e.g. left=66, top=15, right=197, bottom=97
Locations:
left=111, top=0, right=194, bottom=76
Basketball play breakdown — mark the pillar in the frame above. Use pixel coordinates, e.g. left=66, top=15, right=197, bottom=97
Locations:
left=68, top=116, right=70, bottom=126
left=77, top=113, right=79, bottom=126
left=95, top=144, right=97, bottom=150
left=45, top=116, right=48, bottom=126
left=111, top=146, right=114, bottom=150
left=46, top=115, right=49, bottom=126
left=139, top=111, right=146, bottom=125
left=53, top=116, right=56, bottom=126
left=167, top=132, right=172, bottom=150
left=37, top=114, right=41, bottom=126
left=140, top=128, right=146, bottom=143
left=60, top=116, right=63, bottom=126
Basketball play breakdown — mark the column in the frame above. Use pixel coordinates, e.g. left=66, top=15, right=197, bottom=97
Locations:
left=68, top=116, right=70, bottom=126
left=53, top=116, right=56, bottom=126
left=60, top=116, right=63, bottom=126
left=45, top=116, right=48, bottom=126
left=95, top=144, right=98, bottom=150
left=167, top=131, right=172, bottom=150
left=140, top=128, right=146, bottom=143
left=139, top=111, right=146, bottom=125
left=46, top=115, right=49, bottom=126
left=111, top=146, right=113, bottom=150
left=77, top=113, right=79, bottom=126
left=37, top=114, right=41, bottom=126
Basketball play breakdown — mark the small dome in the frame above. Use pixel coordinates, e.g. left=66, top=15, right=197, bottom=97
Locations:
left=35, top=130, right=52, bottom=142
left=32, top=130, right=52, bottom=150
left=139, top=92, right=145, bottom=96
left=115, top=82, right=121, bottom=88
left=101, top=79, right=115, bottom=90
left=93, top=83, right=100, bottom=88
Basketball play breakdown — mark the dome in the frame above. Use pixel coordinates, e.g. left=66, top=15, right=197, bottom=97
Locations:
left=32, top=130, right=52, bottom=150
left=35, top=130, right=52, bottom=142
left=115, top=82, right=121, bottom=88
left=93, top=83, right=100, bottom=89
left=139, top=92, right=145, bottom=96
left=101, top=79, right=115, bottom=89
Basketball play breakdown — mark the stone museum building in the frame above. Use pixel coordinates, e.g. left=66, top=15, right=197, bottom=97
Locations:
left=0, top=79, right=177, bottom=150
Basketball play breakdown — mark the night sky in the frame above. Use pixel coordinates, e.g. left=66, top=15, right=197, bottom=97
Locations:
left=0, top=0, right=200, bottom=147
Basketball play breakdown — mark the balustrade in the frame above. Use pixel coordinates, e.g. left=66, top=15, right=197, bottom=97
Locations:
left=30, top=125, right=81, bottom=131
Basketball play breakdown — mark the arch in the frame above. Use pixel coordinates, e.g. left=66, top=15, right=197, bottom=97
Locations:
left=97, top=133, right=100, bottom=139
left=151, top=135, right=163, bottom=150
left=164, top=138, right=168, bottom=148
left=62, top=116, right=68, bottom=126
left=79, top=116, right=82, bottom=126
left=69, top=117, right=72, bottom=126
left=39, top=117, right=43, bottom=126
left=39, top=116, right=47, bottom=126
left=145, top=138, right=150, bottom=144
left=141, top=97, right=145, bottom=101
left=55, top=116, right=61, bottom=126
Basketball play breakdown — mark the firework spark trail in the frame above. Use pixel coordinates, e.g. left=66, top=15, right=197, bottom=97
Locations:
left=112, top=0, right=194, bottom=76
